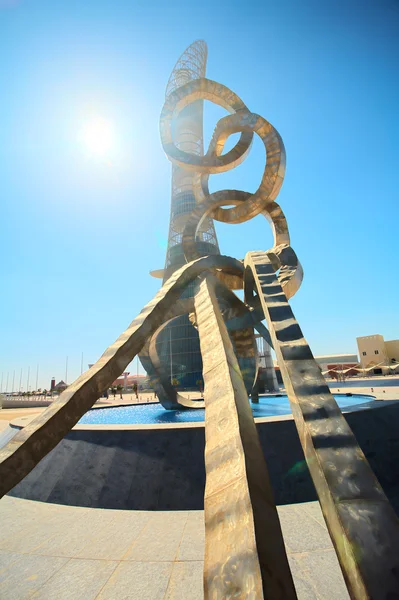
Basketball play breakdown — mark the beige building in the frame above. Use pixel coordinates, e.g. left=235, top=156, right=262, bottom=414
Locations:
left=385, top=340, right=399, bottom=363
left=315, top=354, right=358, bottom=371
left=357, top=335, right=399, bottom=371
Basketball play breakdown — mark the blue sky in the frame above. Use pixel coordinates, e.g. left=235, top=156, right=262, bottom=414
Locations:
left=1, top=0, right=398, bottom=390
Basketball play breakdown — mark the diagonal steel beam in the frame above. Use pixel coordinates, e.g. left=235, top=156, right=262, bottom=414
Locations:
left=244, top=250, right=399, bottom=599
left=194, top=275, right=297, bottom=600
left=0, top=255, right=243, bottom=499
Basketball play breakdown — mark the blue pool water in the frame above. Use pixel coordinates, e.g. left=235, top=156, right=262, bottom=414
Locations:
left=78, top=394, right=375, bottom=425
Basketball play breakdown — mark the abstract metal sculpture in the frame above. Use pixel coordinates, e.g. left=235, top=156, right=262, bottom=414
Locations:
left=147, top=40, right=221, bottom=399
left=1, top=40, right=399, bottom=599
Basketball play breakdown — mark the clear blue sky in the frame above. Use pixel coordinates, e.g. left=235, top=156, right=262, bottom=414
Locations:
left=1, top=0, right=398, bottom=390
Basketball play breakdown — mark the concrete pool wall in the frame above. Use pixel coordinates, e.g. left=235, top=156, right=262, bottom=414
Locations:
left=7, top=401, right=399, bottom=513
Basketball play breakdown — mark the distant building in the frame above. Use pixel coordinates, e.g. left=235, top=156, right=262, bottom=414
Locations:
left=357, top=335, right=399, bottom=374
left=315, top=354, right=359, bottom=370
left=53, top=380, right=67, bottom=393
left=314, top=354, right=359, bottom=378
left=274, top=353, right=359, bottom=383
left=112, top=374, right=149, bottom=389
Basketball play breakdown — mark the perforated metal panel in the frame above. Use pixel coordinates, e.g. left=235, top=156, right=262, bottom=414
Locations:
left=160, top=41, right=220, bottom=388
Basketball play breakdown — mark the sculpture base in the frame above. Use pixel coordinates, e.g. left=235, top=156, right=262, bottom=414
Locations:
left=7, top=402, right=399, bottom=512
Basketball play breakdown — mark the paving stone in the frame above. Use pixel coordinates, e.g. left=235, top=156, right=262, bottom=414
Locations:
left=0, top=554, right=68, bottom=599
left=278, top=504, right=333, bottom=553
left=0, top=497, right=354, bottom=599
left=30, top=558, right=117, bottom=600
left=176, top=513, right=204, bottom=561
left=0, top=510, right=48, bottom=547
left=32, top=508, right=116, bottom=557
left=124, top=512, right=188, bottom=562
left=165, top=561, right=203, bottom=599
left=287, top=555, right=318, bottom=600
left=97, top=561, right=173, bottom=600
left=0, top=498, right=90, bottom=549
left=0, top=511, right=71, bottom=553
left=300, top=501, right=328, bottom=530
left=77, top=510, right=151, bottom=560
left=4, top=508, right=91, bottom=555
left=0, top=552, right=24, bottom=584
left=294, top=549, right=350, bottom=600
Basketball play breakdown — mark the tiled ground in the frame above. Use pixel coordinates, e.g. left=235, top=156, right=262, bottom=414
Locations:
left=0, top=496, right=349, bottom=599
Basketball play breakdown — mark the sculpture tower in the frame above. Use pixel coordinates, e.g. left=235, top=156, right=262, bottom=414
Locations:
left=150, top=40, right=220, bottom=388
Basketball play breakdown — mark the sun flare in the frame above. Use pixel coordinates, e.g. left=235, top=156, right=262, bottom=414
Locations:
left=79, top=116, right=116, bottom=157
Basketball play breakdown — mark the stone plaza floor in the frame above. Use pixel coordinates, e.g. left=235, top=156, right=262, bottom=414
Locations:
left=3, top=385, right=396, bottom=598
left=0, top=495, right=349, bottom=599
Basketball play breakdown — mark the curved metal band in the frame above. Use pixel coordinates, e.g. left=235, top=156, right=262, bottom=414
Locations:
left=196, top=111, right=285, bottom=224
left=148, top=313, right=205, bottom=410
left=160, top=78, right=253, bottom=174
left=182, top=192, right=303, bottom=297
left=139, top=298, right=205, bottom=410
left=142, top=276, right=260, bottom=408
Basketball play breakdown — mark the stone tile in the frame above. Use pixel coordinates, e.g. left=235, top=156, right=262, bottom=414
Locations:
left=0, top=501, right=91, bottom=553
left=300, top=501, right=328, bottom=529
left=0, top=552, right=24, bottom=584
left=0, top=554, right=68, bottom=599
left=31, top=558, right=117, bottom=600
left=278, top=505, right=333, bottom=553
left=165, top=561, right=203, bottom=600
left=77, top=510, right=151, bottom=560
left=97, top=561, right=173, bottom=600
left=1, top=507, right=86, bottom=554
left=295, top=549, right=350, bottom=600
left=3, top=496, right=62, bottom=519
left=124, top=512, right=188, bottom=562
left=176, top=513, right=204, bottom=561
left=0, top=510, right=47, bottom=546
left=0, top=519, right=56, bottom=553
left=0, top=496, right=19, bottom=512
left=32, top=509, right=116, bottom=557
left=287, top=555, right=317, bottom=600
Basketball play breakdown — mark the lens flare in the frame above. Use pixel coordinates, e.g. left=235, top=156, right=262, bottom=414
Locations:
left=79, top=116, right=116, bottom=157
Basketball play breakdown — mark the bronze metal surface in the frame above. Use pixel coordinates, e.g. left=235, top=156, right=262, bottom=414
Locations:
left=0, top=255, right=243, bottom=498
left=244, top=250, right=399, bottom=599
left=140, top=298, right=205, bottom=410
left=194, top=275, right=296, bottom=599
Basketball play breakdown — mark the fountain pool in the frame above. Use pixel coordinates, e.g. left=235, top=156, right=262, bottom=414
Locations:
left=78, top=393, right=375, bottom=426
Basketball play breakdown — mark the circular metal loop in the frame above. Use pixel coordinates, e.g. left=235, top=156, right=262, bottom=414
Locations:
left=194, top=111, right=286, bottom=224
left=160, top=78, right=254, bottom=174
left=160, top=75, right=302, bottom=298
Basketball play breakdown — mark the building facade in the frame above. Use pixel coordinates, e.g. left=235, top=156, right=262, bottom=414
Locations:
left=357, top=334, right=399, bottom=372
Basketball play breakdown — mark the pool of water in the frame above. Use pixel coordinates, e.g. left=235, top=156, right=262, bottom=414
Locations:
left=78, top=394, right=375, bottom=426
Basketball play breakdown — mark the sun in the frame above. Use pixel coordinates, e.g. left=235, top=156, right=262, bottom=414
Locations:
left=79, top=116, right=116, bottom=157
